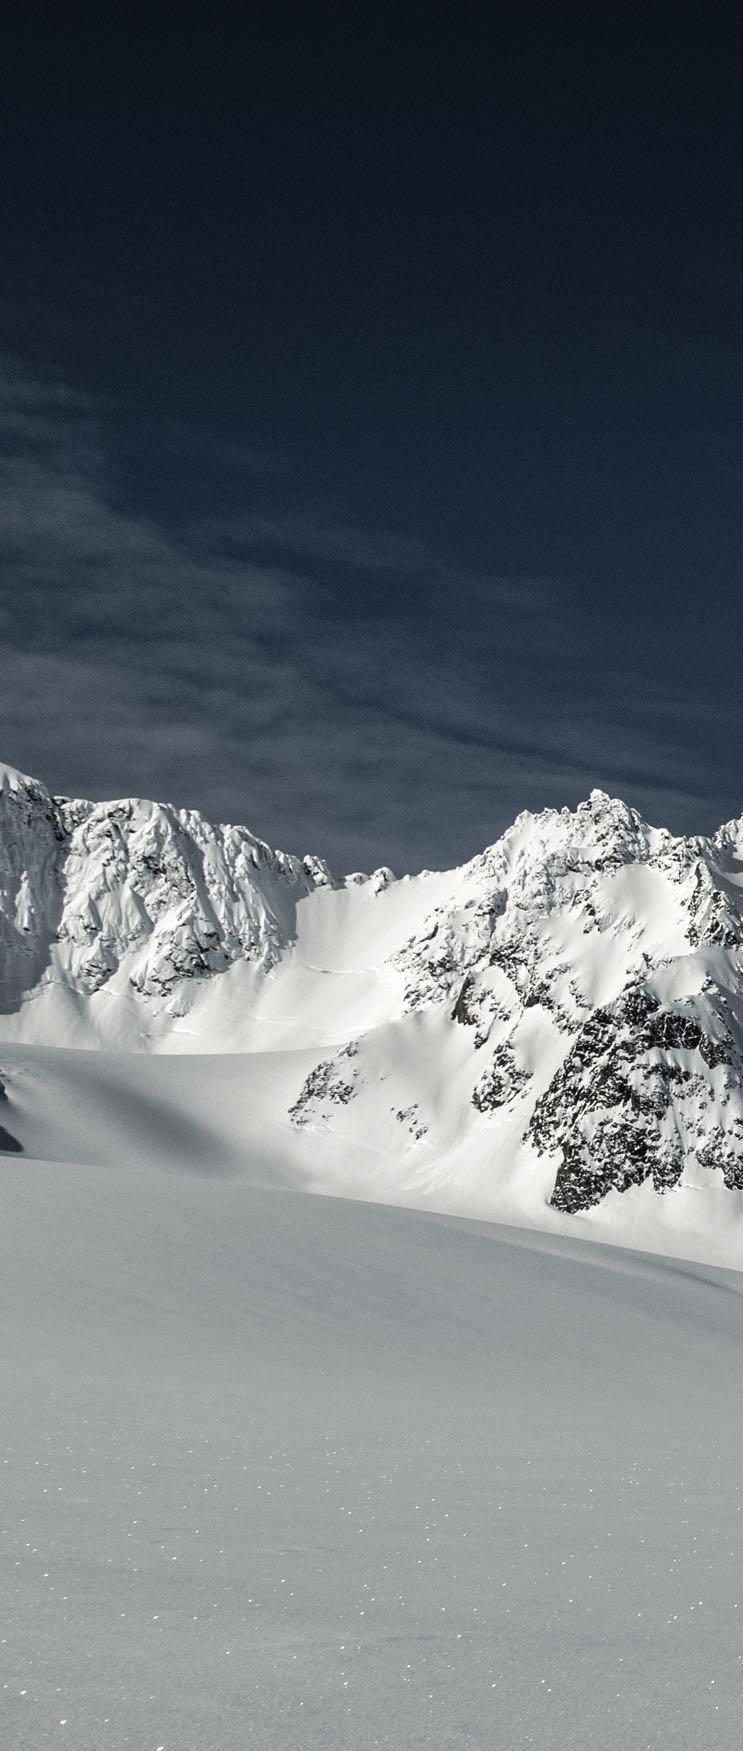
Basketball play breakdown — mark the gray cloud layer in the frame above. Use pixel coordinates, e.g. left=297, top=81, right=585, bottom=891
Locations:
left=0, top=355, right=734, bottom=870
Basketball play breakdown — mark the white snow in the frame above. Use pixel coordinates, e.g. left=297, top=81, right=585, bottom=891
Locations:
left=3, top=1154, right=743, bottom=1749
left=3, top=764, right=743, bottom=1745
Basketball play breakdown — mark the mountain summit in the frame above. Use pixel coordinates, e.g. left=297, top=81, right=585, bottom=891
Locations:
left=1, top=760, right=742, bottom=1240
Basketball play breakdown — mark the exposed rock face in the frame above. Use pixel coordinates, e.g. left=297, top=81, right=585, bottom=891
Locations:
left=0, top=769, right=68, bottom=1012
left=289, top=1044, right=360, bottom=1127
left=529, top=986, right=740, bottom=1212
left=472, top=1038, right=532, bottom=1113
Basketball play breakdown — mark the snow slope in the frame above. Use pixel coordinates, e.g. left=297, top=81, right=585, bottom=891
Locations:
left=2, top=760, right=743, bottom=1258
left=3, top=1156, right=743, bottom=1750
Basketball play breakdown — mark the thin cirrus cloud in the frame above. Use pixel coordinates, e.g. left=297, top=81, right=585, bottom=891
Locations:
left=0, top=353, right=730, bottom=871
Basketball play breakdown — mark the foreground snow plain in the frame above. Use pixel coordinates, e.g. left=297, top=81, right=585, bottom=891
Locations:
left=3, top=1144, right=743, bottom=1750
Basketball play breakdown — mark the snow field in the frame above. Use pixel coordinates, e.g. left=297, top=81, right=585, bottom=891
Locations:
left=2, top=1153, right=743, bottom=1749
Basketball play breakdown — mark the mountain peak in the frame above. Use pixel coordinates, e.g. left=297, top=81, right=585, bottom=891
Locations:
left=0, top=760, right=52, bottom=800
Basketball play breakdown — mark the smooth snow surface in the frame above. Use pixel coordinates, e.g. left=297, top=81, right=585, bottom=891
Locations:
left=3, top=1158, right=743, bottom=1750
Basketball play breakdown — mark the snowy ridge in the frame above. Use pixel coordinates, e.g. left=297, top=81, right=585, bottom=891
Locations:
left=2, top=761, right=743, bottom=1252
left=0, top=760, right=337, bottom=1018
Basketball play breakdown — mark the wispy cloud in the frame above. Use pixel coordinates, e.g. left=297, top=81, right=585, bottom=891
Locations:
left=0, top=354, right=736, bottom=869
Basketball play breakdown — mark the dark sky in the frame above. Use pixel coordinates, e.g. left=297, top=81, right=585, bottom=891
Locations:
left=2, top=3, right=742, bottom=870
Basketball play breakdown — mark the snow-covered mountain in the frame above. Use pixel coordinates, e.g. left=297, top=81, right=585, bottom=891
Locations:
left=0, top=760, right=337, bottom=1015
left=2, top=758, right=743, bottom=1256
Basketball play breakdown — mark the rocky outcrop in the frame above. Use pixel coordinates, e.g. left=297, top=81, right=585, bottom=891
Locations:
left=528, top=986, right=740, bottom=1212
left=289, top=1043, right=360, bottom=1127
left=472, top=1037, right=531, bottom=1113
